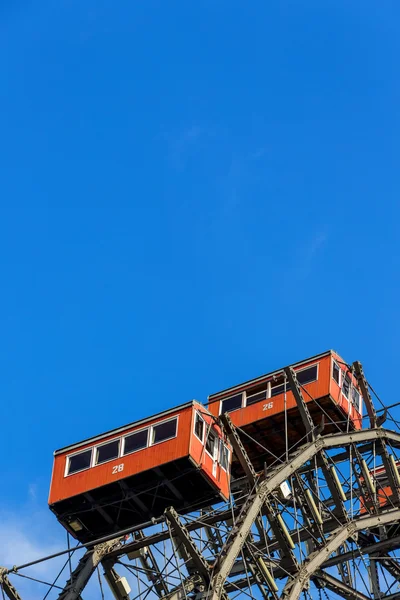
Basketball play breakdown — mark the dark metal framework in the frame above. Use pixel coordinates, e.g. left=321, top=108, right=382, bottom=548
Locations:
left=2, top=364, right=400, bottom=600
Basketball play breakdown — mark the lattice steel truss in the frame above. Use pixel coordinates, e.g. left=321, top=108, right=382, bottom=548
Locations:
left=2, top=363, right=400, bottom=600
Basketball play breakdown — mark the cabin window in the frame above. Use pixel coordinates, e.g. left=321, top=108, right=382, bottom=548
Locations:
left=296, top=365, right=318, bottom=385
left=342, top=374, right=351, bottom=399
left=96, top=439, right=120, bottom=465
left=67, top=449, right=92, bottom=475
left=152, top=418, right=178, bottom=444
left=123, top=429, right=148, bottom=455
left=220, top=393, right=243, bottom=414
left=206, top=429, right=217, bottom=456
left=219, top=440, right=229, bottom=470
left=332, top=361, right=341, bottom=385
left=352, top=387, right=361, bottom=412
left=246, top=389, right=267, bottom=406
left=271, top=381, right=289, bottom=397
left=194, top=413, right=205, bottom=442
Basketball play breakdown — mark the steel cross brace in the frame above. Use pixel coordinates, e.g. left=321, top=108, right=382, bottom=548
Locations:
left=377, top=438, right=400, bottom=505
left=335, top=543, right=353, bottom=589
left=165, top=507, right=211, bottom=580
left=0, top=568, right=23, bottom=600
left=209, top=440, right=325, bottom=600
left=379, top=552, right=400, bottom=582
left=284, top=367, right=315, bottom=441
left=57, top=537, right=124, bottom=600
left=291, top=472, right=324, bottom=543
left=368, top=554, right=381, bottom=600
left=164, top=573, right=204, bottom=600
left=132, top=530, right=169, bottom=597
left=201, top=507, right=224, bottom=554
left=165, top=507, right=230, bottom=600
left=220, top=412, right=297, bottom=569
left=317, top=451, right=348, bottom=521
left=280, top=508, right=400, bottom=600
left=353, top=361, right=377, bottom=428
left=219, top=413, right=258, bottom=485
left=351, top=443, right=379, bottom=514
left=312, top=570, right=370, bottom=600
left=102, top=562, right=131, bottom=600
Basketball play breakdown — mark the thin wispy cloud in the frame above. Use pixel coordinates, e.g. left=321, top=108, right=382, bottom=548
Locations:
left=163, top=125, right=203, bottom=171
left=291, top=230, right=329, bottom=282
left=0, top=513, right=62, bottom=574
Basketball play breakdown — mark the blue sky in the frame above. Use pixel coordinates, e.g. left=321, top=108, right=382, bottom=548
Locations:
left=0, top=0, right=399, bottom=579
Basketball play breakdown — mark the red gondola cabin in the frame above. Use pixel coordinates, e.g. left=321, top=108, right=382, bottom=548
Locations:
left=49, top=401, right=231, bottom=542
left=207, top=350, right=363, bottom=474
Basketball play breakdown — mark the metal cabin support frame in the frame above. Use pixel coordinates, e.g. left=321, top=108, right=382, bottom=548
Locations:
left=353, top=361, right=377, bottom=428
left=56, top=538, right=125, bottom=600
left=312, top=570, right=371, bottom=600
left=284, top=366, right=315, bottom=441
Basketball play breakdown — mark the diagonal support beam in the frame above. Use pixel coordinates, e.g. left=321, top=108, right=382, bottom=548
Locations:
left=335, top=543, right=353, bottom=588
left=379, top=552, right=400, bottom=582
left=163, top=574, right=204, bottom=600
left=57, top=537, right=124, bottom=600
left=165, top=507, right=211, bottom=582
left=292, top=472, right=324, bottom=542
left=103, top=563, right=131, bottom=600
left=219, top=413, right=257, bottom=486
left=313, top=570, right=370, bottom=600
left=368, top=554, right=381, bottom=599
left=84, top=492, right=114, bottom=526
left=377, top=439, right=400, bottom=505
left=281, top=508, right=400, bottom=600
left=209, top=439, right=321, bottom=600
left=284, top=367, right=315, bottom=441
left=0, top=569, right=23, bottom=600
left=133, top=531, right=169, bottom=597
left=262, top=497, right=299, bottom=570
left=353, top=361, right=377, bottom=428
left=155, top=468, right=184, bottom=502
left=317, top=451, right=348, bottom=521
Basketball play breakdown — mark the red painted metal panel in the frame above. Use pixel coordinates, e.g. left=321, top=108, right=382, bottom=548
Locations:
left=49, top=402, right=231, bottom=506
left=207, top=353, right=362, bottom=430
left=330, top=353, right=362, bottom=430
left=49, top=406, right=192, bottom=504
left=189, top=403, right=231, bottom=501
left=207, top=356, right=331, bottom=425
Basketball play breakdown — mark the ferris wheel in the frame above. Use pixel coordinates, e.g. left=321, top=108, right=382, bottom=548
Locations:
left=1, top=350, right=400, bottom=600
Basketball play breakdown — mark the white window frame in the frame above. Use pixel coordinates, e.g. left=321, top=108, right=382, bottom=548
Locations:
left=270, top=378, right=290, bottom=397
left=64, top=415, right=180, bottom=477
left=245, top=385, right=270, bottom=407
left=342, top=373, right=351, bottom=399
left=94, top=437, right=122, bottom=467
left=150, top=416, right=179, bottom=447
left=332, top=360, right=342, bottom=387
left=219, top=392, right=245, bottom=415
left=205, top=426, right=218, bottom=459
left=219, top=440, right=230, bottom=472
left=122, top=427, right=149, bottom=457
left=193, top=411, right=205, bottom=444
left=350, top=385, right=362, bottom=414
left=295, top=362, right=319, bottom=385
left=65, top=448, right=93, bottom=477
